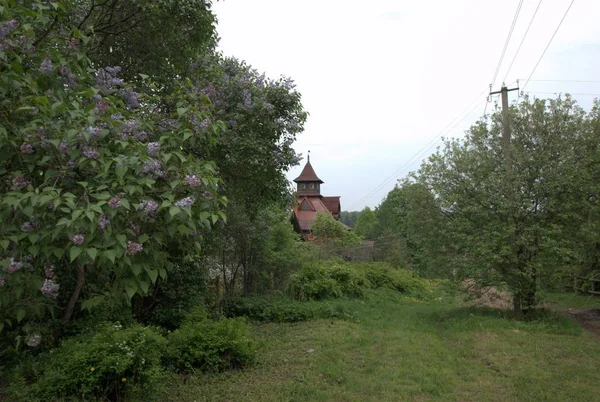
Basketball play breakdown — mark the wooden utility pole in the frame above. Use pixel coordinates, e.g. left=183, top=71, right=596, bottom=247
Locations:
left=490, top=84, right=521, bottom=318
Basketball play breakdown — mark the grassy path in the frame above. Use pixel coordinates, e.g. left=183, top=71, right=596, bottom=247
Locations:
left=161, top=290, right=600, bottom=402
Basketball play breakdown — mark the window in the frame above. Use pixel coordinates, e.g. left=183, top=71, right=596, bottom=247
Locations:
left=300, top=201, right=311, bottom=210
left=299, top=183, right=305, bottom=190
left=309, top=183, right=315, bottom=189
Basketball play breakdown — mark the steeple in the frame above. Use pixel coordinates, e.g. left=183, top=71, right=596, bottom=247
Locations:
left=293, top=151, right=323, bottom=196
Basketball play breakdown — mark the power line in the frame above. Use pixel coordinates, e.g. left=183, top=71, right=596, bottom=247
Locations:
left=520, top=79, right=600, bottom=83
left=491, top=0, right=525, bottom=89
left=528, top=91, right=600, bottom=96
left=521, top=0, right=577, bottom=93
left=346, top=91, right=488, bottom=211
left=503, top=0, right=544, bottom=83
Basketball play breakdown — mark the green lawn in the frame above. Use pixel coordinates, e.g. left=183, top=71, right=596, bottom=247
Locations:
left=160, top=289, right=600, bottom=402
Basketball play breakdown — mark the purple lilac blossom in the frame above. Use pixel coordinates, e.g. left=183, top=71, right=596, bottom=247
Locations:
left=59, top=66, right=77, bottom=88
left=66, top=160, right=77, bottom=169
left=185, top=174, right=201, bottom=187
left=40, top=279, right=59, bottom=298
left=108, top=197, right=121, bottom=209
left=126, top=241, right=143, bottom=256
left=6, top=258, right=22, bottom=274
left=146, top=142, right=160, bottom=156
left=98, top=214, right=110, bottom=230
left=174, top=196, right=195, bottom=208
left=138, top=200, right=159, bottom=214
left=21, top=221, right=35, bottom=232
left=82, top=146, right=99, bottom=159
left=58, top=142, right=70, bottom=153
left=142, top=159, right=166, bottom=179
left=12, top=176, right=30, bottom=190
left=44, top=265, right=54, bottom=278
left=120, top=87, right=141, bottom=108
left=20, top=143, right=34, bottom=154
left=39, top=57, right=53, bottom=74
left=71, top=234, right=85, bottom=245
left=96, top=66, right=124, bottom=92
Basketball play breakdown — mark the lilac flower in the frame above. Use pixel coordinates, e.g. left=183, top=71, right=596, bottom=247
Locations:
left=66, top=160, right=77, bottom=169
left=94, top=99, right=110, bottom=114
left=108, top=197, right=121, bottom=209
left=6, top=258, right=21, bottom=274
left=27, top=334, right=42, bottom=348
left=40, top=279, right=59, bottom=298
left=142, top=159, right=166, bottom=179
left=138, top=200, right=159, bottom=214
left=58, top=142, right=70, bottom=153
left=21, top=221, right=35, bottom=232
left=130, top=223, right=141, bottom=236
left=20, top=143, right=34, bottom=154
left=146, top=142, right=160, bottom=157
left=98, top=214, right=110, bottom=230
left=12, top=175, right=30, bottom=190
left=185, top=174, right=201, bottom=187
left=96, top=66, right=124, bottom=92
left=174, top=196, right=195, bottom=208
left=71, top=234, right=85, bottom=245
left=126, top=241, right=143, bottom=256
left=0, top=20, right=18, bottom=40
left=120, top=87, right=140, bottom=108
left=44, top=264, right=54, bottom=278
left=82, top=146, right=99, bottom=159
left=88, top=125, right=103, bottom=138
left=59, top=66, right=77, bottom=88
left=203, top=191, right=214, bottom=198
left=0, top=275, right=4, bottom=286
left=157, top=119, right=178, bottom=131
left=39, top=57, right=53, bottom=75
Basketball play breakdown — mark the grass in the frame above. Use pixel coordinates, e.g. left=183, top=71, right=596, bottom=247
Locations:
left=159, top=289, right=600, bottom=402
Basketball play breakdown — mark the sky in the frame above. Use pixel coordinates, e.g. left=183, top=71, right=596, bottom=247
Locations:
left=212, top=0, right=600, bottom=211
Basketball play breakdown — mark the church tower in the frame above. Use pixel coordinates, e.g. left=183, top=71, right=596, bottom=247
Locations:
left=293, top=153, right=324, bottom=197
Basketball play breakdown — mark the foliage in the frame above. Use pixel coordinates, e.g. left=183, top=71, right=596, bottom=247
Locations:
left=0, top=1, right=225, bottom=340
left=288, top=261, right=370, bottom=300
left=164, top=317, right=257, bottom=373
left=417, top=96, right=597, bottom=317
left=354, top=262, right=430, bottom=295
left=223, top=296, right=355, bottom=323
left=339, top=210, right=360, bottom=228
left=353, top=206, right=377, bottom=240
left=31, top=323, right=166, bottom=401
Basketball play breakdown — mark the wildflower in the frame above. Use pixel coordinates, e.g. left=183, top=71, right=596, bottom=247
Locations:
left=71, top=234, right=85, bottom=245
left=108, top=197, right=121, bottom=209
left=121, top=378, right=127, bottom=383
left=125, top=241, right=143, bottom=256
left=39, top=57, right=53, bottom=75
left=146, top=142, right=160, bottom=157
left=142, top=159, right=166, bottom=179
left=98, top=214, right=110, bottom=230
left=40, top=279, right=59, bottom=298
left=21, top=221, right=35, bottom=232
left=66, top=160, right=77, bottom=169
left=26, top=334, right=42, bottom=348
left=185, top=174, right=201, bottom=187
left=57, top=141, right=70, bottom=153
left=90, top=367, right=95, bottom=372
left=174, top=196, right=195, bottom=208
left=6, top=258, right=22, bottom=274
left=88, top=126, right=103, bottom=138
left=138, top=200, right=159, bottom=214
left=20, top=143, right=34, bottom=154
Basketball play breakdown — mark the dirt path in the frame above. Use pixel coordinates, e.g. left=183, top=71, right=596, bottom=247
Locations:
left=566, top=309, right=600, bottom=339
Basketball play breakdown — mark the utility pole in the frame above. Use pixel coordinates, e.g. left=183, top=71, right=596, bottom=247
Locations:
left=490, top=83, right=521, bottom=318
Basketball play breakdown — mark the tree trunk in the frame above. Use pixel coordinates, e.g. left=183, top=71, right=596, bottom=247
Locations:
left=513, top=292, right=523, bottom=321
left=62, top=264, right=85, bottom=324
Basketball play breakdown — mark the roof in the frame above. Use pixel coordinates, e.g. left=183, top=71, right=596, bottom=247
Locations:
left=321, top=196, right=341, bottom=215
left=294, top=196, right=331, bottom=231
left=293, top=158, right=324, bottom=183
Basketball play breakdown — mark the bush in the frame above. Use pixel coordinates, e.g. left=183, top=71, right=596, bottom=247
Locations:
left=223, top=296, right=355, bottom=323
left=288, top=261, right=369, bottom=300
left=32, top=323, right=166, bottom=401
left=164, top=318, right=257, bottom=373
left=356, top=262, right=429, bottom=294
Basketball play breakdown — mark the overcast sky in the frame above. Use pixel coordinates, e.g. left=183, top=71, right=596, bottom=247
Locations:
left=212, top=0, right=600, bottom=211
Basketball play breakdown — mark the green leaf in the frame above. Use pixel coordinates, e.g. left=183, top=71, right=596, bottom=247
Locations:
left=16, top=309, right=25, bottom=323
left=169, top=206, right=180, bottom=217
left=105, top=249, right=117, bottom=264
left=28, top=244, right=40, bottom=256
left=120, top=199, right=130, bottom=210
left=70, top=246, right=83, bottom=262
left=0, top=240, right=9, bottom=250
left=125, top=284, right=137, bottom=299
left=86, top=248, right=98, bottom=261
left=139, top=234, right=149, bottom=244
left=131, top=264, right=142, bottom=276
left=145, top=267, right=158, bottom=283
left=139, top=280, right=149, bottom=294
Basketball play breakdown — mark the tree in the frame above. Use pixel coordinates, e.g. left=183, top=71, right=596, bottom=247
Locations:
left=339, top=210, right=360, bottom=228
left=418, top=95, right=592, bottom=318
left=354, top=207, right=377, bottom=239
left=0, top=1, right=225, bottom=340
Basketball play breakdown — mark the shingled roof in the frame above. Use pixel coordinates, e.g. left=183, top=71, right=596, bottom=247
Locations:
left=293, top=157, right=324, bottom=183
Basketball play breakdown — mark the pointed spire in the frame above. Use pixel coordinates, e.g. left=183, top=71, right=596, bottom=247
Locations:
left=307, top=150, right=310, bottom=163
left=293, top=152, right=324, bottom=183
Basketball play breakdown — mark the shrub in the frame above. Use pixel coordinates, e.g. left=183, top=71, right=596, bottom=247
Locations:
left=32, top=323, right=166, bottom=401
left=164, top=318, right=257, bottom=373
left=288, top=262, right=369, bottom=300
left=356, top=262, right=429, bottom=294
